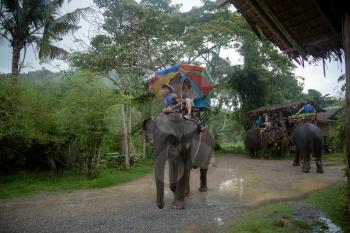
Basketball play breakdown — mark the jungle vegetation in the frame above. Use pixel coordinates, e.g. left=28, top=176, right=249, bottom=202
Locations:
left=0, top=0, right=345, bottom=179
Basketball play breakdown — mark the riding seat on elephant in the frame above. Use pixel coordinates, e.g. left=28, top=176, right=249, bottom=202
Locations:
left=142, top=112, right=214, bottom=210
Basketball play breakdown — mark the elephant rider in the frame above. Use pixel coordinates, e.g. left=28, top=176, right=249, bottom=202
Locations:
left=162, top=83, right=179, bottom=113
left=181, top=79, right=195, bottom=120
left=296, top=101, right=315, bottom=114
left=255, top=112, right=266, bottom=129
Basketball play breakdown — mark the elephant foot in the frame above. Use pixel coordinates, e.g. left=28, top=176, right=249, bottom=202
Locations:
left=172, top=199, right=185, bottom=210
left=199, top=186, right=208, bottom=192
left=157, top=201, right=165, bottom=209
left=170, top=185, right=176, bottom=194
left=293, top=162, right=300, bottom=166
left=302, top=168, right=310, bottom=173
left=317, top=167, right=324, bottom=174
left=185, top=189, right=190, bottom=196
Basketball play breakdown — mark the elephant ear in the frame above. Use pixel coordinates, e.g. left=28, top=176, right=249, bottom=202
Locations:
left=142, top=118, right=155, bottom=144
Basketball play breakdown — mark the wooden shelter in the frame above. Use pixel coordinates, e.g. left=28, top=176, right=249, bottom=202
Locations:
left=317, top=106, right=342, bottom=138
left=217, top=0, right=350, bottom=218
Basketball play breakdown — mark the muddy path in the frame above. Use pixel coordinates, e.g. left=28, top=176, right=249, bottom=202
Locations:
left=0, top=156, right=344, bottom=233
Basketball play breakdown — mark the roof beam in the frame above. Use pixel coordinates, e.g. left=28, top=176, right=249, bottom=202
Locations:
left=253, top=0, right=307, bottom=56
left=244, top=0, right=293, bottom=52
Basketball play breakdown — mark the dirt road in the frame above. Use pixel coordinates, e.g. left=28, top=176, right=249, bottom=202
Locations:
left=0, top=156, right=344, bottom=233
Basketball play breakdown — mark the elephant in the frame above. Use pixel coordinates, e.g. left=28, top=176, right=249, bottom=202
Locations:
left=143, top=113, right=214, bottom=210
left=244, top=127, right=288, bottom=159
left=292, top=123, right=323, bottom=173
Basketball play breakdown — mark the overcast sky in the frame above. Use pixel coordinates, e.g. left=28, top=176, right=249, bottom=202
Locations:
left=0, top=0, right=345, bottom=97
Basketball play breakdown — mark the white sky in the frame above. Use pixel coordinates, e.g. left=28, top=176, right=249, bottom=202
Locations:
left=0, top=0, right=345, bottom=96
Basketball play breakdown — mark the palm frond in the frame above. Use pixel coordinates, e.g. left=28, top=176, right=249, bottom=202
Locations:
left=39, top=43, right=68, bottom=60
left=53, top=7, right=91, bottom=27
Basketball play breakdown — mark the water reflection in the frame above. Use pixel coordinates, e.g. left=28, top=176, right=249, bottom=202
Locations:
left=214, top=217, right=224, bottom=226
left=318, top=216, right=343, bottom=233
left=219, top=176, right=244, bottom=199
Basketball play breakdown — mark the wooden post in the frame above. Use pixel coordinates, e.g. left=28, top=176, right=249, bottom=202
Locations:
left=279, top=111, right=286, bottom=130
left=343, top=11, right=350, bottom=221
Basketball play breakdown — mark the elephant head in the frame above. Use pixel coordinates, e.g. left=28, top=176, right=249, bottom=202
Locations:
left=143, top=117, right=155, bottom=144
left=142, top=113, right=201, bottom=209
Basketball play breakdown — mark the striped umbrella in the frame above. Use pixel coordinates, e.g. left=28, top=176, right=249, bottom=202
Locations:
left=149, top=64, right=214, bottom=99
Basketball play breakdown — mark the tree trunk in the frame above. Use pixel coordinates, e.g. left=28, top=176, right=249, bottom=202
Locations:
left=11, top=43, right=22, bottom=79
left=342, top=11, right=350, bottom=222
left=122, top=104, right=130, bottom=169
left=142, top=134, right=146, bottom=159
left=46, top=155, right=57, bottom=172
left=128, top=104, right=136, bottom=157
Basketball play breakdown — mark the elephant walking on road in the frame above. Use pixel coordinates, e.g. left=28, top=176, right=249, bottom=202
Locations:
left=143, top=113, right=214, bottom=210
left=292, top=123, right=323, bottom=173
left=244, top=127, right=288, bottom=159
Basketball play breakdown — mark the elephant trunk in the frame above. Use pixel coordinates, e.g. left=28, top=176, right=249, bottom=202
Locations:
left=155, top=151, right=167, bottom=209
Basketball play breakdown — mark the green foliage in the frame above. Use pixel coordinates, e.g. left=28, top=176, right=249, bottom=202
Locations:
left=331, top=103, right=346, bottom=151
left=0, top=158, right=153, bottom=199
left=0, top=0, right=90, bottom=75
left=303, top=89, right=343, bottom=108
left=70, top=0, right=183, bottom=72
left=0, top=71, right=123, bottom=177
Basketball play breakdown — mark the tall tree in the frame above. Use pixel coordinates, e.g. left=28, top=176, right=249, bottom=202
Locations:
left=0, top=0, right=89, bottom=78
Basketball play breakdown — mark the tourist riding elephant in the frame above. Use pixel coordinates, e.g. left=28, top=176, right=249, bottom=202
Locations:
left=143, top=113, right=214, bottom=210
left=244, top=127, right=288, bottom=159
left=292, top=123, right=323, bottom=173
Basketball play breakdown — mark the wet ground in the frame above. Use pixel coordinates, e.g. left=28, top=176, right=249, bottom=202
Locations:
left=0, top=156, right=344, bottom=233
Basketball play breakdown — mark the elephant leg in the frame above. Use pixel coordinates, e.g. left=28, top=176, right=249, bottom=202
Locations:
left=199, top=168, right=208, bottom=192
left=315, top=156, right=324, bottom=173
left=302, top=149, right=310, bottom=173
left=314, top=141, right=324, bottom=173
left=293, top=149, right=300, bottom=166
left=172, top=156, right=189, bottom=210
left=168, top=160, right=177, bottom=194
left=154, top=147, right=167, bottom=209
left=267, top=146, right=273, bottom=160
left=185, top=163, right=191, bottom=196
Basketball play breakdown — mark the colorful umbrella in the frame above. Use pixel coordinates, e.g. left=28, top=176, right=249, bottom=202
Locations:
left=149, top=64, right=214, bottom=99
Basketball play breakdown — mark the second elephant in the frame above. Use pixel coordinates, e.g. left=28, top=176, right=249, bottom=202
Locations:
left=292, top=123, right=323, bottom=173
left=244, top=127, right=288, bottom=159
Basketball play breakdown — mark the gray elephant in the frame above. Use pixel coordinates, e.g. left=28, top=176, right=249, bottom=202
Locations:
left=292, top=123, right=323, bottom=173
left=244, top=127, right=287, bottom=159
left=143, top=113, right=214, bottom=209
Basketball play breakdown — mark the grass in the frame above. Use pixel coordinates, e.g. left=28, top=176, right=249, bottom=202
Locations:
left=0, top=158, right=153, bottom=199
left=306, top=183, right=350, bottom=233
left=229, top=183, right=349, bottom=233
left=219, top=142, right=246, bottom=155
left=230, top=204, right=307, bottom=233
left=322, top=152, right=346, bottom=166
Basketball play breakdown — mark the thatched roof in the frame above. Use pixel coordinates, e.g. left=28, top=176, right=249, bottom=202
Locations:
left=246, top=101, right=325, bottom=117
left=246, top=101, right=301, bottom=117
left=317, top=106, right=342, bottom=123
left=218, top=0, right=346, bottom=63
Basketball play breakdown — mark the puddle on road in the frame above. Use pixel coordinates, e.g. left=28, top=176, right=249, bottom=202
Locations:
left=214, top=217, right=224, bottom=226
left=219, top=177, right=244, bottom=199
left=318, top=216, right=343, bottom=233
